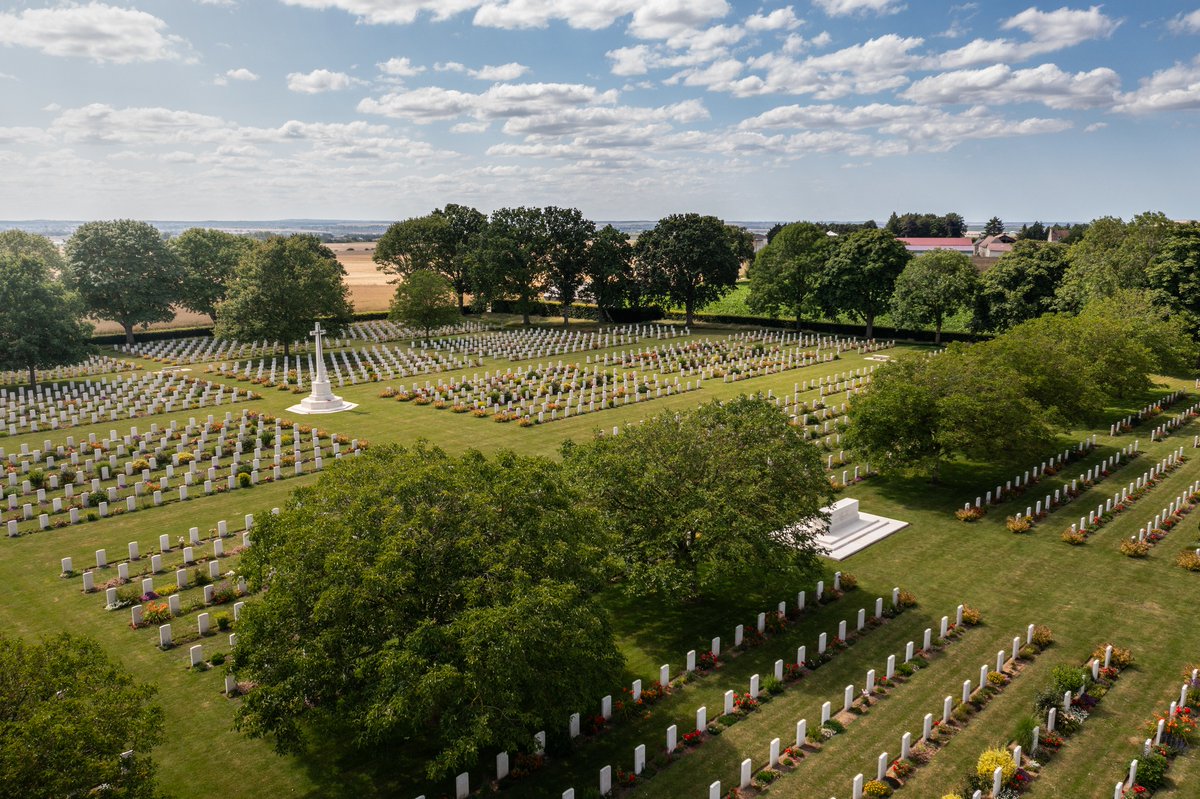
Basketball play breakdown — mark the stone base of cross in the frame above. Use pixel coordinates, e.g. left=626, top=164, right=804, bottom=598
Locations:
left=287, top=322, right=358, bottom=415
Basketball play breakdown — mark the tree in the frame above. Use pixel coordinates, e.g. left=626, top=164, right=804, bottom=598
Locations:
left=884, top=212, right=964, bottom=237
left=0, top=632, right=165, bottom=799
left=470, top=206, right=548, bottom=326
left=170, top=228, right=254, bottom=321
left=1080, top=289, right=1197, bottom=376
left=375, top=204, right=487, bottom=312
left=818, top=228, right=910, bottom=338
left=1147, top=222, right=1200, bottom=332
left=1016, top=221, right=1047, bottom=241
left=972, top=240, right=1069, bottom=332
left=583, top=224, right=636, bottom=320
left=62, top=220, right=182, bottom=344
left=0, top=254, right=93, bottom=388
left=747, top=221, right=833, bottom=328
left=541, top=206, right=594, bottom=326
left=845, top=348, right=1057, bottom=481
left=214, top=235, right=353, bottom=356
left=389, top=269, right=460, bottom=343
left=1055, top=212, right=1175, bottom=312
left=983, top=217, right=1005, bottom=236
left=232, top=443, right=622, bottom=779
left=890, top=249, right=978, bottom=344
left=0, top=229, right=65, bottom=268
left=636, top=214, right=746, bottom=327
left=562, top=397, right=833, bottom=599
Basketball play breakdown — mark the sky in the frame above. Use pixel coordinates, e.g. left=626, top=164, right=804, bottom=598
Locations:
left=0, top=1, right=1199, bottom=223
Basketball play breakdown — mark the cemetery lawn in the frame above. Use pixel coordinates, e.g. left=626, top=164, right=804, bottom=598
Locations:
left=2, top=321, right=1199, bottom=799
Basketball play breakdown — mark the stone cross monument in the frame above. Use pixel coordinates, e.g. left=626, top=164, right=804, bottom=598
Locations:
left=287, top=322, right=357, bottom=414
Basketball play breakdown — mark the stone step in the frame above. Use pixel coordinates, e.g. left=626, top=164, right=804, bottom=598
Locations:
left=816, top=515, right=908, bottom=561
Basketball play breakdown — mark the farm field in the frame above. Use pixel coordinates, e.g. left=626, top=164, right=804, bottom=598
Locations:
left=3, top=319, right=1198, bottom=799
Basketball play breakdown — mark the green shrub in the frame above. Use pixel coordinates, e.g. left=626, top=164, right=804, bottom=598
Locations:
left=823, top=719, right=845, bottom=734
left=1013, top=715, right=1037, bottom=751
left=897, top=662, right=916, bottom=677
left=763, top=677, right=785, bottom=695
left=1136, top=751, right=1169, bottom=790
left=1052, top=665, right=1086, bottom=696
left=210, top=652, right=226, bottom=666
left=237, top=472, right=252, bottom=488
left=215, top=613, right=232, bottom=631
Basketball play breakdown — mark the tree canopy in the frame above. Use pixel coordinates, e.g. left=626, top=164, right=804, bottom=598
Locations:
left=389, top=269, right=460, bottom=342
left=890, top=248, right=978, bottom=343
left=170, top=227, right=255, bottom=320
left=635, top=214, right=749, bottom=326
left=1055, top=212, right=1175, bottom=312
left=0, top=252, right=93, bottom=388
left=375, top=204, right=487, bottom=312
left=983, top=217, right=1005, bottom=236
left=818, top=228, right=910, bottom=338
left=972, top=240, right=1069, bottom=332
left=63, top=219, right=182, bottom=344
left=0, top=632, right=165, bottom=799
left=0, top=229, right=65, bottom=269
left=232, top=443, right=622, bottom=779
left=541, top=206, right=594, bottom=325
left=562, top=396, right=833, bottom=599
left=213, top=235, right=353, bottom=356
left=470, top=206, right=548, bottom=326
left=747, top=221, right=833, bottom=327
left=884, top=211, right=965, bottom=238
left=1147, top=222, right=1200, bottom=334
left=583, top=224, right=636, bottom=320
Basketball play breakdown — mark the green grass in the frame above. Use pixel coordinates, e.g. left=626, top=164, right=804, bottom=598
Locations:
left=2, top=319, right=1199, bottom=799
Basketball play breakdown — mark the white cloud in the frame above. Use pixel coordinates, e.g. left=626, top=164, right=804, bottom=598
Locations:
left=451, top=121, right=491, bottom=133
left=0, top=72, right=15, bottom=81
left=279, top=0, right=479, bottom=25
left=902, top=63, right=1120, bottom=109
left=728, top=34, right=925, bottom=98
left=378, top=57, right=425, bottom=76
left=628, top=0, right=731, bottom=40
left=1084, top=121, right=1107, bottom=132
left=286, top=69, right=360, bottom=93
left=1169, top=9, right=1200, bottom=35
left=744, top=6, right=802, bottom=32
left=939, top=5, right=1120, bottom=68
left=474, top=0, right=640, bottom=30
left=436, top=62, right=467, bottom=72
left=471, top=62, right=530, bottom=80
left=1115, top=55, right=1200, bottom=114
left=215, top=67, right=259, bottom=85
left=0, top=3, right=189, bottom=63
left=814, top=0, right=906, bottom=17
left=358, top=82, right=619, bottom=123
left=607, top=45, right=653, bottom=76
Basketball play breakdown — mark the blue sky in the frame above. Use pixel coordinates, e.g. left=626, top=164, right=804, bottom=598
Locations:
left=0, top=1, right=1198, bottom=222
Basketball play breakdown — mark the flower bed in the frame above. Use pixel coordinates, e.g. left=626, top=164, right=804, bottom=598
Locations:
left=1060, top=455, right=1187, bottom=545
left=1119, top=666, right=1200, bottom=796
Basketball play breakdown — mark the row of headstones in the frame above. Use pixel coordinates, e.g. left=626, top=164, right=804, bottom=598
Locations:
left=719, top=352, right=839, bottom=383
left=1116, top=668, right=1200, bottom=799
left=542, top=591, right=927, bottom=799
left=843, top=624, right=1044, bottom=799
left=1148, top=401, right=1200, bottom=441
left=221, top=344, right=471, bottom=388
left=973, top=435, right=1098, bottom=508
left=598, top=333, right=842, bottom=372
left=74, top=513, right=259, bottom=594
left=430, top=323, right=686, bottom=363
left=153, top=594, right=248, bottom=645
left=1, top=373, right=250, bottom=433
left=1108, top=391, right=1186, bottom=436
left=969, top=443, right=1138, bottom=516
left=1066, top=447, right=1184, bottom=536
left=1135, top=477, right=1200, bottom=543
left=0, top=355, right=137, bottom=386
left=692, top=605, right=996, bottom=799
left=4, top=416, right=347, bottom=508
left=409, top=361, right=670, bottom=400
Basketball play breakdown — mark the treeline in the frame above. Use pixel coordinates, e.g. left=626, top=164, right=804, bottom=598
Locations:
left=374, top=205, right=753, bottom=326
left=749, top=212, right=1200, bottom=343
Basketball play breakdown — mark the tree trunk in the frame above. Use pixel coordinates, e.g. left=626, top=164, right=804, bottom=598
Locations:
left=864, top=312, right=874, bottom=340
left=27, top=364, right=37, bottom=391
left=122, top=321, right=135, bottom=345
left=934, top=317, right=943, bottom=345
left=458, top=292, right=466, bottom=315
left=562, top=300, right=571, bottom=327
left=685, top=299, right=695, bottom=328
left=284, top=340, right=290, bottom=358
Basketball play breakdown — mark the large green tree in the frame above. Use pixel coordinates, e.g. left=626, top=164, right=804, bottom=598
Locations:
left=470, top=206, right=548, bottom=326
left=884, top=211, right=965, bottom=237
left=818, top=228, right=910, bottom=338
left=389, top=269, right=460, bottom=343
left=232, top=443, right=622, bottom=778
left=1147, top=222, right=1200, bottom=332
left=375, top=204, right=487, bottom=312
left=541, top=206, right=595, bottom=326
left=562, top=396, right=833, bottom=599
left=0, top=229, right=65, bottom=268
left=635, top=214, right=749, bottom=327
left=170, top=227, right=255, bottom=321
left=0, top=632, right=165, bottom=799
left=62, top=219, right=182, bottom=344
left=983, top=217, right=1004, bottom=236
left=972, top=240, right=1069, bottom=332
left=1055, top=212, right=1175, bottom=312
left=845, top=348, right=1057, bottom=481
left=891, top=248, right=978, bottom=344
left=747, top=221, right=832, bottom=328
left=214, top=235, right=353, bottom=356
left=583, top=224, right=636, bottom=320
left=0, top=253, right=93, bottom=388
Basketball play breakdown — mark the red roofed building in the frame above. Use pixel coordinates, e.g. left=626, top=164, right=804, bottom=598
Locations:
left=897, top=237, right=975, bottom=255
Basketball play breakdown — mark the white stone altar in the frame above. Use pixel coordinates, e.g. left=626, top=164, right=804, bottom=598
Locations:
left=287, top=323, right=358, bottom=415
left=812, top=497, right=908, bottom=560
